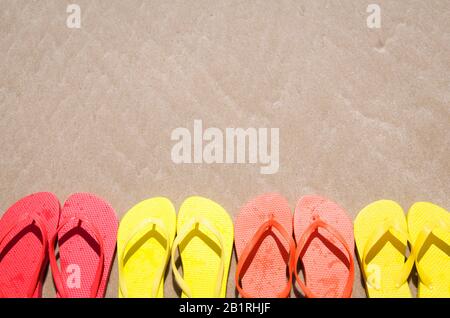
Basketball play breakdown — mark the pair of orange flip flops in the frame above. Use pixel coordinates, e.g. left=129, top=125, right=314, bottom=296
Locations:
left=235, top=193, right=354, bottom=298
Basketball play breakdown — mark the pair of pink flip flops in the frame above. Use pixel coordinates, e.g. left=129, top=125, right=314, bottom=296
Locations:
left=0, top=192, right=118, bottom=298
left=235, top=193, right=355, bottom=298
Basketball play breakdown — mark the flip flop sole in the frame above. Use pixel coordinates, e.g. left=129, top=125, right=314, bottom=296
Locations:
left=354, top=200, right=411, bottom=298
left=57, top=193, right=118, bottom=298
left=177, top=196, right=234, bottom=298
left=117, top=197, right=176, bottom=298
left=408, top=202, right=450, bottom=297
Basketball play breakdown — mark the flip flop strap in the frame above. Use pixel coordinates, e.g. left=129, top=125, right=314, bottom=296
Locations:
left=362, top=222, right=413, bottom=291
left=294, top=217, right=354, bottom=298
left=48, top=215, right=105, bottom=298
left=0, top=213, right=48, bottom=298
left=118, top=217, right=171, bottom=297
left=235, top=217, right=296, bottom=298
left=401, top=225, right=450, bottom=288
left=171, top=216, right=226, bottom=298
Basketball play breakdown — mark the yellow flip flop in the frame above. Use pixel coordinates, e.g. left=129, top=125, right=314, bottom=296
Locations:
left=407, top=202, right=450, bottom=298
left=355, top=200, right=413, bottom=297
left=171, top=196, right=234, bottom=298
left=117, top=197, right=176, bottom=298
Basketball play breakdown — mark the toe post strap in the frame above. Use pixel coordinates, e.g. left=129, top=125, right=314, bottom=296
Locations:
left=235, top=216, right=296, bottom=298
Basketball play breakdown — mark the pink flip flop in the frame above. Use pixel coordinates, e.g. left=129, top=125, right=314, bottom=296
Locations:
left=0, top=192, right=60, bottom=298
left=293, top=195, right=355, bottom=298
left=48, top=193, right=118, bottom=298
left=234, top=193, right=296, bottom=298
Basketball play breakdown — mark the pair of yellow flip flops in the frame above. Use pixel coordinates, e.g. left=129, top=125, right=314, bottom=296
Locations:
left=355, top=201, right=449, bottom=297
left=117, top=196, right=234, bottom=298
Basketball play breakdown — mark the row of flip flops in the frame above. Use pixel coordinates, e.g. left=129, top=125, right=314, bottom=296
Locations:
left=0, top=192, right=448, bottom=298
left=0, top=193, right=117, bottom=298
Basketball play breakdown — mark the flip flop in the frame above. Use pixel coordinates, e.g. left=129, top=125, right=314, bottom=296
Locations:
left=171, top=196, right=233, bottom=298
left=355, top=200, right=413, bottom=297
left=293, top=195, right=354, bottom=298
left=0, top=192, right=60, bottom=298
left=407, top=202, right=450, bottom=298
left=48, top=193, right=118, bottom=298
left=117, top=197, right=176, bottom=298
left=234, top=193, right=296, bottom=298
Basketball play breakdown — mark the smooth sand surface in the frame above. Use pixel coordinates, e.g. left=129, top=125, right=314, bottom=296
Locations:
left=1, top=1, right=449, bottom=298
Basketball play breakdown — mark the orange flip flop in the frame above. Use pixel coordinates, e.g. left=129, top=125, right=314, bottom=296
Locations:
left=0, top=193, right=60, bottom=298
left=234, top=193, right=296, bottom=298
left=293, top=195, right=354, bottom=298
